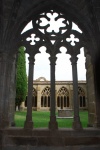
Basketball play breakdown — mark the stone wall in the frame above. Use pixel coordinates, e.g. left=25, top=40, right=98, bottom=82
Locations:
left=21, top=78, right=87, bottom=111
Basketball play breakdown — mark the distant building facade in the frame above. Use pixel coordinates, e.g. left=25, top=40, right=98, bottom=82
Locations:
left=21, top=77, right=87, bottom=111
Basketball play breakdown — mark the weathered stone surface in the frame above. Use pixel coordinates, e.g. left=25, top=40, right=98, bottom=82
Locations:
left=0, top=0, right=100, bottom=149
left=58, top=109, right=73, bottom=118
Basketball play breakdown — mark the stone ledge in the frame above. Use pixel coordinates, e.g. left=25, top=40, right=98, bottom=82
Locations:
left=0, top=128, right=100, bottom=147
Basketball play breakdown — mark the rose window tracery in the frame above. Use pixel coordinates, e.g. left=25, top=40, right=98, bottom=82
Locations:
left=21, top=9, right=83, bottom=56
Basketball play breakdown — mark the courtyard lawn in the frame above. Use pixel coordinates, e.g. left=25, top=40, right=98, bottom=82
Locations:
left=15, top=110, right=88, bottom=128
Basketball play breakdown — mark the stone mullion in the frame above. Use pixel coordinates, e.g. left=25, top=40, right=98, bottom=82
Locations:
left=70, top=55, right=82, bottom=130
left=47, top=96, right=48, bottom=107
left=49, top=56, right=58, bottom=130
left=43, top=96, right=45, bottom=107
left=60, top=96, right=61, bottom=108
left=24, top=56, right=34, bottom=130
left=37, top=87, right=41, bottom=110
left=55, top=90, right=57, bottom=110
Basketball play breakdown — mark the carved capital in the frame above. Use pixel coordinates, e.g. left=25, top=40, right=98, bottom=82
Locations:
left=70, top=55, right=78, bottom=65
left=28, top=56, right=35, bottom=65
left=49, top=56, right=57, bottom=65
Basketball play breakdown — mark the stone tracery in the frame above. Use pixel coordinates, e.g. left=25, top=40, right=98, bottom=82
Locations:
left=21, top=9, right=83, bottom=130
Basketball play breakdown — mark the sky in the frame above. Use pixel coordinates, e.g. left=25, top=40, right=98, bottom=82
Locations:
left=26, top=47, right=86, bottom=81
left=22, top=15, right=86, bottom=81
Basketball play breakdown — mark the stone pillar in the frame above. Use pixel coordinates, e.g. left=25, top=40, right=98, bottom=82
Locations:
left=86, top=54, right=96, bottom=127
left=49, top=56, right=58, bottom=130
left=0, top=53, right=14, bottom=128
left=37, top=86, right=41, bottom=111
left=70, top=55, right=82, bottom=130
left=24, top=56, right=34, bottom=129
left=9, top=55, right=16, bottom=126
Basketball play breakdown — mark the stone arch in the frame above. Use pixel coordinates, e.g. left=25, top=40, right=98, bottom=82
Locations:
left=57, top=86, right=69, bottom=109
left=36, top=77, right=47, bottom=81
left=10, top=0, right=98, bottom=61
left=1, top=0, right=100, bottom=130
left=14, top=4, right=98, bottom=130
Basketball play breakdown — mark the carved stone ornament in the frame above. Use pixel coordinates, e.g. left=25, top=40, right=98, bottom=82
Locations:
left=21, top=9, right=83, bottom=56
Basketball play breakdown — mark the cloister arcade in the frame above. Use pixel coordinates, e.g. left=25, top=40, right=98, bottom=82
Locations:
left=0, top=0, right=100, bottom=149
left=24, top=79, right=87, bottom=111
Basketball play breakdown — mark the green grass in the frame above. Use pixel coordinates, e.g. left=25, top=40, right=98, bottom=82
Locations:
left=15, top=110, right=88, bottom=128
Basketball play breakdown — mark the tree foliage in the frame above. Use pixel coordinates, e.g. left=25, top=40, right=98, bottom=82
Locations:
left=16, top=47, right=27, bottom=109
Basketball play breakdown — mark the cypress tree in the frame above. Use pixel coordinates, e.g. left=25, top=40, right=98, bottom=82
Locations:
left=16, top=46, right=27, bottom=110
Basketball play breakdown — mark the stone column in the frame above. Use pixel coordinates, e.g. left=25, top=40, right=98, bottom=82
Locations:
left=9, top=54, right=16, bottom=126
left=70, top=55, right=82, bottom=130
left=24, top=56, right=34, bottom=129
left=86, top=54, right=96, bottom=127
left=49, top=56, right=58, bottom=130
left=0, top=53, right=14, bottom=128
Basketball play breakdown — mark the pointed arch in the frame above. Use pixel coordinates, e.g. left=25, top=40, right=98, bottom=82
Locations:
left=25, top=88, right=37, bottom=108
left=41, top=86, right=50, bottom=107
left=57, top=86, right=69, bottom=109
left=32, top=88, right=37, bottom=108
left=78, top=86, right=86, bottom=108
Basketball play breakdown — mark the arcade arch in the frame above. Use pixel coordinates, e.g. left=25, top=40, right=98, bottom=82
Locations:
left=78, top=86, right=86, bottom=108
left=41, top=86, right=51, bottom=108
left=57, top=86, right=69, bottom=109
left=20, top=8, right=88, bottom=130
left=0, top=1, right=97, bottom=130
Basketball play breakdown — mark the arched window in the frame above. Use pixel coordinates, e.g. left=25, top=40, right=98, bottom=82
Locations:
left=57, top=87, right=69, bottom=109
left=32, top=88, right=37, bottom=107
left=24, top=88, right=37, bottom=108
left=78, top=87, right=86, bottom=108
left=41, top=86, right=50, bottom=107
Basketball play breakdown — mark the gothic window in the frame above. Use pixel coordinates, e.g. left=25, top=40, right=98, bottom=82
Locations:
left=24, top=88, right=37, bottom=107
left=57, top=87, right=69, bottom=109
left=32, top=88, right=37, bottom=107
left=78, top=87, right=86, bottom=108
left=21, top=8, right=83, bottom=130
left=41, top=86, right=50, bottom=107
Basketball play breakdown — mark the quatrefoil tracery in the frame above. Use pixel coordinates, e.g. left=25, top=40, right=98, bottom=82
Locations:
left=22, top=9, right=83, bottom=56
left=26, top=34, right=40, bottom=45
left=34, top=10, right=72, bottom=38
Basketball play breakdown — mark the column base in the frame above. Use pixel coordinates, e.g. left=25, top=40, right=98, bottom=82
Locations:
left=11, top=122, right=16, bottom=127
left=72, top=120, right=83, bottom=130
left=49, top=116, right=58, bottom=130
left=24, top=121, right=33, bottom=130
